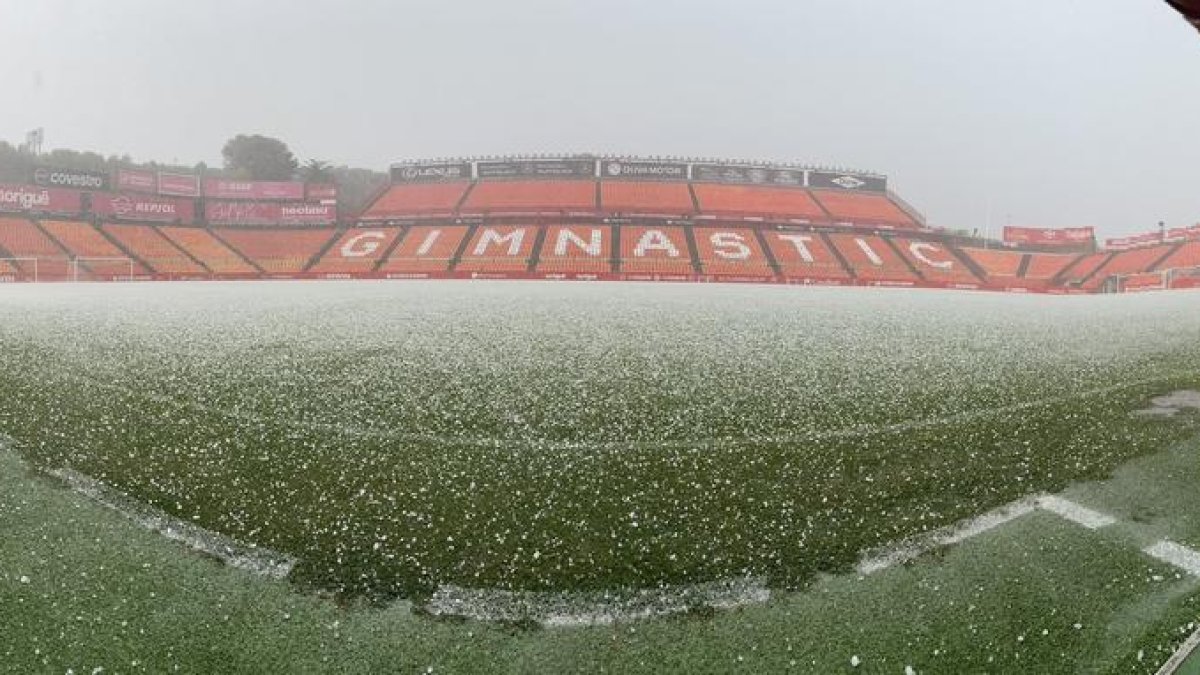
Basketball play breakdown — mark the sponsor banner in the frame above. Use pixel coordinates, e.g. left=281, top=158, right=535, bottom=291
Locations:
left=476, top=159, right=595, bottom=179
left=691, top=163, right=806, bottom=186
left=92, top=192, right=195, bottom=223
left=115, top=169, right=158, bottom=193
left=1168, top=224, right=1200, bottom=241
left=158, top=172, right=201, bottom=197
left=203, top=179, right=305, bottom=200
left=808, top=170, right=887, bottom=192
left=1004, top=226, right=1095, bottom=247
left=306, top=183, right=338, bottom=201
left=601, top=160, right=688, bottom=181
left=391, top=162, right=472, bottom=183
left=206, top=200, right=336, bottom=226
left=0, top=183, right=83, bottom=214
left=32, top=166, right=109, bottom=191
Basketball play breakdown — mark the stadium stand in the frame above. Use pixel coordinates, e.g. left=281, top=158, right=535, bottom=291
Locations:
left=1156, top=241, right=1200, bottom=271
left=535, top=225, right=613, bottom=275
left=159, top=226, right=259, bottom=275
left=1023, top=252, right=1079, bottom=282
left=0, top=217, right=72, bottom=280
left=827, top=233, right=921, bottom=284
left=619, top=226, right=695, bottom=277
left=761, top=230, right=851, bottom=281
left=691, top=184, right=826, bottom=221
left=600, top=182, right=694, bottom=216
left=39, top=219, right=149, bottom=279
left=1084, top=244, right=1175, bottom=289
left=216, top=228, right=337, bottom=275
left=1057, top=252, right=1113, bottom=287
left=101, top=223, right=207, bottom=276
left=961, top=247, right=1024, bottom=283
left=309, top=228, right=405, bottom=275
left=893, top=238, right=981, bottom=285
left=376, top=225, right=469, bottom=275
left=456, top=225, right=539, bottom=273
left=460, top=181, right=597, bottom=215
left=811, top=190, right=917, bottom=228
left=692, top=227, right=774, bottom=278
left=359, top=183, right=470, bottom=220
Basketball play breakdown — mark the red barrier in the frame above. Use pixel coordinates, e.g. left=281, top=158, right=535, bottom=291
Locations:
left=205, top=201, right=336, bottom=226
left=158, top=172, right=201, bottom=197
left=115, top=169, right=158, bottom=193
left=92, top=192, right=195, bottom=223
left=204, top=179, right=305, bottom=201
left=0, top=183, right=82, bottom=215
left=1004, top=226, right=1094, bottom=247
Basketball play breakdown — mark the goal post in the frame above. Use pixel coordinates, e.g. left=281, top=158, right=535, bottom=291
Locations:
left=0, top=257, right=38, bottom=282
left=72, top=257, right=136, bottom=282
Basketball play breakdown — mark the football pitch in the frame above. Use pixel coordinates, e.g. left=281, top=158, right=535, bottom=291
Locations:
left=1, top=281, right=1199, bottom=673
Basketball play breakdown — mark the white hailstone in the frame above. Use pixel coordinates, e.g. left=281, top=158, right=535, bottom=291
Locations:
left=905, top=667, right=916, bottom=675
left=850, top=655, right=861, bottom=667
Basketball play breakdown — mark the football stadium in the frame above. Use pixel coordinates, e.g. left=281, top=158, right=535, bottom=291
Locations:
left=3, top=2, right=1200, bottom=675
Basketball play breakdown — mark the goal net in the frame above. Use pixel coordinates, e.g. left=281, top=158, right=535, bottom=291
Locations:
left=72, top=257, right=137, bottom=282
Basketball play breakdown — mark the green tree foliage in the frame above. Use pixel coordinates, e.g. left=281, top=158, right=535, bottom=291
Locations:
left=221, top=134, right=298, bottom=181
left=300, top=159, right=336, bottom=184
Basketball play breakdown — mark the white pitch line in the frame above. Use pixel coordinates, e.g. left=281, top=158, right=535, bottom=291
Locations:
left=1156, top=625, right=1200, bottom=675
left=857, top=497, right=1039, bottom=575
left=1144, top=540, right=1200, bottom=578
left=1036, top=495, right=1117, bottom=530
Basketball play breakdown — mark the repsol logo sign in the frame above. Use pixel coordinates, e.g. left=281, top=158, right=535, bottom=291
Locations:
left=33, top=168, right=107, bottom=190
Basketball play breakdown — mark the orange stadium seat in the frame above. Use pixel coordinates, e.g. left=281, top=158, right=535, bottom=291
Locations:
left=1086, top=245, right=1174, bottom=287
left=601, top=182, right=694, bottom=216
left=692, top=184, right=827, bottom=221
left=159, top=226, right=258, bottom=275
left=619, top=226, right=694, bottom=277
left=360, top=183, right=470, bottom=219
left=216, top=228, right=337, bottom=275
left=459, top=180, right=597, bottom=215
left=811, top=190, right=916, bottom=228
left=1156, top=241, right=1200, bottom=271
left=1058, top=252, right=1113, bottom=286
left=40, top=219, right=148, bottom=279
left=762, top=230, right=850, bottom=281
left=536, top=225, right=613, bottom=275
left=1023, top=252, right=1078, bottom=281
left=961, top=247, right=1024, bottom=282
left=827, top=233, right=920, bottom=283
left=0, top=217, right=71, bottom=280
left=456, top=225, right=539, bottom=273
left=377, top=225, right=469, bottom=275
left=101, top=223, right=207, bottom=276
left=308, top=228, right=405, bottom=276
left=692, top=227, right=774, bottom=279
left=893, top=238, right=980, bottom=285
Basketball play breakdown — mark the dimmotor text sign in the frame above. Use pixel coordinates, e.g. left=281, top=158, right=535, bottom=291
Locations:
left=601, top=160, right=688, bottom=181
left=0, top=183, right=82, bottom=214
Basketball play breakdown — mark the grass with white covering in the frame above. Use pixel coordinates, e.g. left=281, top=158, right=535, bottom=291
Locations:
left=0, top=282, right=1197, bottom=605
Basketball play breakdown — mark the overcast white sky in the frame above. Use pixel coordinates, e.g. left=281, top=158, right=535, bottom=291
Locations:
left=0, top=0, right=1196, bottom=236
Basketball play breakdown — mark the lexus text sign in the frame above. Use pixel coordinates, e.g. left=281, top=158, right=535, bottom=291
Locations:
left=32, top=167, right=109, bottom=191
left=390, top=163, right=472, bottom=183
left=203, top=179, right=305, bottom=201
left=206, top=201, right=336, bottom=226
left=158, top=172, right=201, bottom=197
left=0, top=183, right=83, bottom=214
left=92, top=193, right=195, bottom=224
left=1004, top=226, right=1095, bottom=247
left=601, top=160, right=688, bottom=181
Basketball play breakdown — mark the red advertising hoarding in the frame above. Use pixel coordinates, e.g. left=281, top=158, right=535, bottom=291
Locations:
left=158, top=172, right=201, bottom=197
left=1003, top=226, right=1095, bottom=247
left=206, top=201, right=336, bottom=226
left=306, top=183, right=338, bottom=202
left=92, top=192, right=195, bottom=224
left=203, top=179, right=305, bottom=201
left=0, top=183, right=83, bottom=215
left=115, top=169, right=158, bottom=193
